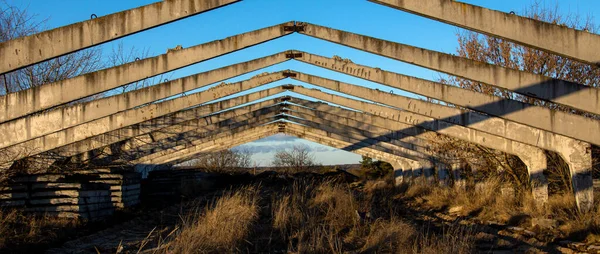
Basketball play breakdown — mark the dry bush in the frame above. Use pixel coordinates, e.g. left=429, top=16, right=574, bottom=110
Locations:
left=0, top=209, right=79, bottom=250
left=417, top=223, right=476, bottom=254
left=546, top=193, right=600, bottom=241
left=164, top=186, right=259, bottom=253
left=404, top=180, right=433, bottom=199
left=310, top=182, right=359, bottom=232
left=361, top=218, right=417, bottom=253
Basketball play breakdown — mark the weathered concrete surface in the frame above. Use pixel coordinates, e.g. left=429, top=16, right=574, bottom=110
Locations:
left=0, top=0, right=240, bottom=75
left=0, top=83, right=288, bottom=164
left=289, top=87, right=554, bottom=205
left=137, top=124, right=281, bottom=171
left=281, top=115, right=429, bottom=161
left=0, top=22, right=295, bottom=123
left=280, top=117, right=426, bottom=162
left=78, top=104, right=284, bottom=165
left=286, top=104, right=431, bottom=151
left=370, top=0, right=600, bottom=66
left=298, top=24, right=600, bottom=116
left=436, top=162, right=449, bottom=186
left=50, top=89, right=289, bottom=159
left=290, top=53, right=600, bottom=145
left=167, top=124, right=402, bottom=168
left=451, top=162, right=466, bottom=189
left=0, top=56, right=287, bottom=149
left=121, top=109, right=280, bottom=164
left=289, top=79, right=591, bottom=209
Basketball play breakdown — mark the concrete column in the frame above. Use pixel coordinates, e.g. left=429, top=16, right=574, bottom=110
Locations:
left=436, top=162, right=449, bottom=186
left=554, top=140, right=594, bottom=212
left=451, top=161, right=466, bottom=190
left=392, top=162, right=403, bottom=186
left=514, top=145, right=549, bottom=207
left=411, top=161, right=423, bottom=180
left=421, top=160, right=435, bottom=184
left=399, top=160, right=413, bottom=184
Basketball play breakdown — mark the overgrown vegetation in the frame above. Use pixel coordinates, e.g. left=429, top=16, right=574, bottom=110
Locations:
left=156, top=177, right=476, bottom=253
left=0, top=209, right=81, bottom=251
left=402, top=177, right=600, bottom=242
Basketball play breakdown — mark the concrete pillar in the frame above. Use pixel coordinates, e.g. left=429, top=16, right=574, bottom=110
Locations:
left=401, top=160, right=414, bottom=184
left=436, top=162, right=449, bottom=186
left=392, top=162, right=404, bottom=186
left=421, top=160, right=435, bottom=184
left=554, top=140, right=594, bottom=212
left=411, top=161, right=422, bottom=180
left=451, top=161, right=466, bottom=190
left=514, top=145, right=549, bottom=207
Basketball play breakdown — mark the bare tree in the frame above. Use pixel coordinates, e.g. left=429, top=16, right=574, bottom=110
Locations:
left=0, top=1, right=104, bottom=96
left=191, top=149, right=253, bottom=172
left=107, top=41, right=172, bottom=94
left=272, top=145, right=317, bottom=172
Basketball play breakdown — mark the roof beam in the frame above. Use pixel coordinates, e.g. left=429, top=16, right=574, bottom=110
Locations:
left=0, top=0, right=240, bottom=75
left=0, top=22, right=295, bottom=123
left=0, top=53, right=288, bottom=149
left=298, top=23, right=600, bottom=115
left=287, top=52, right=600, bottom=145
left=369, top=0, right=600, bottom=66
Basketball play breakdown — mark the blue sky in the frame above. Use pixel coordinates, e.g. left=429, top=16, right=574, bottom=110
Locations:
left=10, top=0, right=600, bottom=166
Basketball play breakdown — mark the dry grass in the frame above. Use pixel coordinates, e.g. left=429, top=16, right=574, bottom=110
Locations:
left=150, top=176, right=479, bottom=253
left=402, top=176, right=600, bottom=243
left=0, top=209, right=79, bottom=251
left=162, top=186, right=259, bottom=253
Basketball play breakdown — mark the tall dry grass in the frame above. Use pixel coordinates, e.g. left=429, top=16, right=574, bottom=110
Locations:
left=403, top=175, right=600, bottom=242
left=162, top=186, right=259, bottom=253
left=0, top=209, right=79, bottom=251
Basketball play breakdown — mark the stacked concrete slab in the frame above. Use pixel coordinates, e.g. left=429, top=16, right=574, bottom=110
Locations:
left=77, top=168, right=142, bottom=208
left=0, top=174, right=114, bottom=220
left=0, top=169, right=141, bottom=220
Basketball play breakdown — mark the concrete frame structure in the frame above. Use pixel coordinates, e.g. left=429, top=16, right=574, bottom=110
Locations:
left=1, top=2, right=598, bottom=212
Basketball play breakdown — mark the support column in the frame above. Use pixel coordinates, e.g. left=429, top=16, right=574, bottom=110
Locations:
left=451, top=161, right=466, bottom=190
left=554, top=139, right=594, bottom=212
left=514, top=145, right=549, bottom=207
left=402, top=160, right=414, bottom=184
left=392, top=162, right=404, bottom=186
left=436, top=162, right=449, bottom=186
left=421, top=160, right=435, bottom=184
left=411, top=161, right=423, bottom=180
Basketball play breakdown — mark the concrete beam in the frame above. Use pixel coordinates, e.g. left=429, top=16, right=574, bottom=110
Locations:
left=289, top=87, right=555, bottom=205
left=0, top=22, right=295, bottom=123
left=74, top=103, right=284, bottom=165
left=289, top=53, right=600, bottom=146
left=289, top=81, right=590, bottom=210
left=0, top=0, right=240, bottom=75
left=143, top=123, right=281, bottom=165
left=137, top=124, right=281, bottom=171
left=283, top=124, right=409, bottom=164
left=370, top=0, right=600, bottom=66
left=297, top=23, right=600, bottom=116
left=282, top=112, right=435, bottom=159
left=285, top=104, right=431, bottom=151
left=0, top=83, right=288, bottom=164
left=113, top=109, right=280, bottom=164
left=47, top=89, right=289, bottom=159
left=280, top=115, right=429, bottom=161
left=0, top=55, right=287, bottom=149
